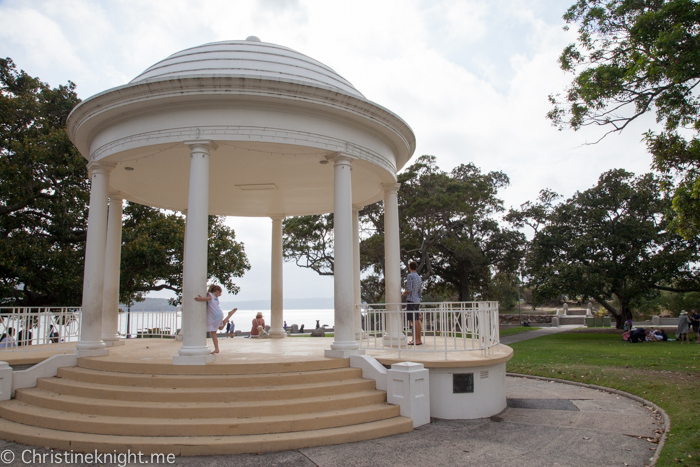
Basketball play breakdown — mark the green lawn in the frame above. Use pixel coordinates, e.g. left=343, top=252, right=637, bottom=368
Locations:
left=499, top=326, right=541, bottom=337
left=507, top=332, right=700, bottom=466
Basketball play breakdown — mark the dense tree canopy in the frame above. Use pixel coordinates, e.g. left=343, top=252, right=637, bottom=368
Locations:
left=283, top=156, right=526, bottom=305
left=548, top=0, right=700, bottom=238
left=120, top=203, right=250, bottom=306
left=515, top=169, right=699, bottom=327
left=0, top=58, right=87, bottom=305
left=0, top=58, right=250, bottom=307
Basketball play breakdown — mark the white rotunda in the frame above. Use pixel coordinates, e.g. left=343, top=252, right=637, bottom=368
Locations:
left=67, top=37, right=416, bottom=364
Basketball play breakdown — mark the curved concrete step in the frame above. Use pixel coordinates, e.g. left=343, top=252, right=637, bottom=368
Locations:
left=37, top=376, right=376, bottom=402
left=57, top=366, right=362, bottom=388
left=0, top=416, right=414, bottom=456
left=0, top=400, right=400, bottom=437
left=15, top=387, right=387, bottom=418
left=77, top=357, right=350, bottom=375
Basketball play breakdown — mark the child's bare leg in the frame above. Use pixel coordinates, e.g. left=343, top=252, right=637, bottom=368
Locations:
left=210, top=332, right=220, bottom=354
left=219, top=309, right=238, bottom=330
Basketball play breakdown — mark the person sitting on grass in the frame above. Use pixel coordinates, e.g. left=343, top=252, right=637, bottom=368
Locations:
left=194, top=285, right=237, bottom=354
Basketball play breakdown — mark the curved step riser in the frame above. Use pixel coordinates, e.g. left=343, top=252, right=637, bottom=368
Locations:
left=0, top=417, right=414, bottom=456
left=0, top=402, right=400, bottom=437
left=16, top=389, right=387, bottom=418
left=77, top=358, right=350, bottom=375
left=37, top=378, right=376, bottom=402
left=57, top=367, right=363, bottom=388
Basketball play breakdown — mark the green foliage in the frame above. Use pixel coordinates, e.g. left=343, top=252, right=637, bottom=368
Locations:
left=397, top=156, right=526, bottom=301
left=282, top=214, right=334, bottom=275
left=0, top=58, right=87, bottom=305
left=516, top=169, right=699, bottom=327
left=282, top=155, right=526, bottom=303
left=120, top=203, right=250, bottom=306
left=550, top=0, right=700, bottom=238
left=508, top=333, right=700, bottom=465
left=636, top=290, right=700, bottom=317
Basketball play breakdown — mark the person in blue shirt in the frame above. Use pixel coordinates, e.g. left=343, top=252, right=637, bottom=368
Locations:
left=402, top=261, right=423, bottom=345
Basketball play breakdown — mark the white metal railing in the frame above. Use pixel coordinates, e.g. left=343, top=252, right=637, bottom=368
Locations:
left=0, top=307, right=82, bottom=351
left=359, top=301, right=500, bottom=359
left=118, top=310, right=180, bottom=338
left=0, top=308, right=182, bottom=353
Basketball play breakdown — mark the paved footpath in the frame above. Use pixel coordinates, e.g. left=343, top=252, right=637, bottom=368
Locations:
left=0, top=375, right=663, bottom=467
left=500, top=325, right=571, bottom=345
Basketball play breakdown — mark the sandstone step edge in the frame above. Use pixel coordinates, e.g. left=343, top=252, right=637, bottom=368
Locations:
left=77, top=357, right=350, bottom=375
left=0, top=400, right=401, bottom=437
left=0, top=415, right=414, bottom=456
left=36, top=377, right=376, bottom=402
left=57, top=366, right=362, bottom=388
left=15, top=387, right=388, bottom=418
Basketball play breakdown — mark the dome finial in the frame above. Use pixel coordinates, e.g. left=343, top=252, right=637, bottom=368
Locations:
left=246, top=36, right=261, bottom=42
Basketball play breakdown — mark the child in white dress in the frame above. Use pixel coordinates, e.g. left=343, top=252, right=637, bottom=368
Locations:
left=194, top=285, right=237, bottom=354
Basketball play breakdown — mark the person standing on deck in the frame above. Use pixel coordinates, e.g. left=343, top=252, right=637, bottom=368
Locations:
left=403, top=261, right=423, bottom=346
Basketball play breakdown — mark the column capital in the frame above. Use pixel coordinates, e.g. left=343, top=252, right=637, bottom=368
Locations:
left=270, top=214, right=286, bottom=221
left=352, top=204, right=364, bottom=213
left=108, top=191, right=125, bottom=201
left=327, top=152, right=356, bottom=166
left=184, top=140, right=218, bottom=151
left=382, top=182, right=401, bottom=194
left=87, top=161, right=117, bottom=176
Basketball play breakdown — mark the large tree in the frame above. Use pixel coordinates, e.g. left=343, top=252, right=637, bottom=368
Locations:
left=0, top=58, right=87, bottom=305
left=548, top=0, right=700, bottom=238
left=519, top=169, right=699, bottom=328
left=0, top=59, right=250, bottom=307
left=120, top=203, right=250, bottom=306
left=283, top=156, right=526, bottom=305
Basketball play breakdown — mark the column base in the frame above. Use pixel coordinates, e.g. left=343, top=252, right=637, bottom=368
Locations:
left=75, top=348, right=110, bottom=357
left=268, top=328, right=286, bottom=338
left=383, top=333, right=408, bottom=347
left=103, top=339, right=126, bottom=347
left=172, top=354, right=216, bottom=365
left=76, top=341, right=108, bottom=357
left=324, top=348, right=365, bottom=358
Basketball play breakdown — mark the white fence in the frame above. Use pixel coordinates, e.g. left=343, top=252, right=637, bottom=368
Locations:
left=119, top=310, right=181, bottom=338
left=359, top=301, right=500, bottom=358
left=0, top=307, right=81, bottom=350
left=0, top=308, right=182, bottom=353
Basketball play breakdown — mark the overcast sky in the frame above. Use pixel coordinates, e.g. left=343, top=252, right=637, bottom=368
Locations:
left=0, top=0, right=658, bottom=303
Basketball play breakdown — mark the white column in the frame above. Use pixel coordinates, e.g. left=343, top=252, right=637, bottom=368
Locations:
left=77, top=162, right=114, bottom=357
left=102, top=195, right=124, bottom=347
left=325, top=154, right=364, bottom=358
left=269, top=215, right=286, bottom=338
left=353, top=205, right=363, bottom=340
left=174, top=141, right=216, bottom=365
left=383, top=182, right=406, bottom=346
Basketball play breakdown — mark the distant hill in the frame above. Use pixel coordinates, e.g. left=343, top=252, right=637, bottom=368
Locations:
left=121, top=297, right=334, bottom=311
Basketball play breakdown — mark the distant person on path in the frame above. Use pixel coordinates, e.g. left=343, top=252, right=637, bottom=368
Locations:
left=251, top=312, right=268, bottom=338
left=225, top=321, right=235, bottom=338
left=690, top=309, right=700, bottom=343
left=194, top=285, right=237, bottom=354
left=403, top=261, right=423, bottom=346
left=676, top=310, right=691, bottom=344
left=0, top=328, right=17, bottom=349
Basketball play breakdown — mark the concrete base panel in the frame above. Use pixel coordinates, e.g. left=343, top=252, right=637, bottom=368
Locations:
left=429, top=362, right=507, bottom=419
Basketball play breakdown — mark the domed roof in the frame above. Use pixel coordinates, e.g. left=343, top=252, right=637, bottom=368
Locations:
left=130, top=38, right=364, bottom=98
